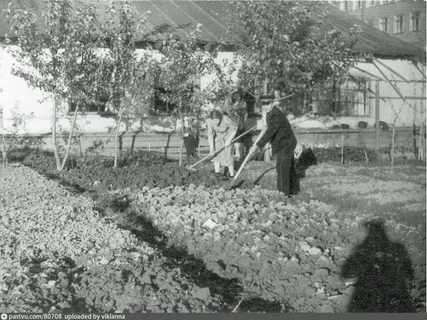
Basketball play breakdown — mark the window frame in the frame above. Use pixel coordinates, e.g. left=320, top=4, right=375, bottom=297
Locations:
left=410, top=11, right=420, bottom=32
left=311, top=77, right=371, bottom=117
left=336, top=78, right=370, bottom=117
left=380, top=17, right=390, bottom=33
left=394, top=14, right=405, bottom=34
left=68, top=95, right=110, bottom=114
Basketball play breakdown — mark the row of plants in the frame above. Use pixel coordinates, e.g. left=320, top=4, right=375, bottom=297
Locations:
left=311, top=146, right=379, bottom=163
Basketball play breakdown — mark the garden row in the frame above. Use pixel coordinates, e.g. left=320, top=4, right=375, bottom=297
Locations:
left=4, top=148, right=425, bottom=312
left=2, top=144, right=381, bottom=192
left=0, top=165, right=233, bottom=313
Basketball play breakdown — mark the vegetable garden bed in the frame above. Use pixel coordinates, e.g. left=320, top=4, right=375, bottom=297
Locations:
left=1, top=149, right=425, bottom=313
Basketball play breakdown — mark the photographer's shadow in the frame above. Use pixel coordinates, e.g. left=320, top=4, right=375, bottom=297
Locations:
left=341, top=219, right=416, bottom=313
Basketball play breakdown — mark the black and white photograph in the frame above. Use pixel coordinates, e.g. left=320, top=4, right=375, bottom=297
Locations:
left=0, top=0, right=425, bottom=314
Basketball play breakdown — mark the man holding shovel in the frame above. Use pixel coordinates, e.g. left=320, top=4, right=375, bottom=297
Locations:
left=249, top=99, right=299, bottom=198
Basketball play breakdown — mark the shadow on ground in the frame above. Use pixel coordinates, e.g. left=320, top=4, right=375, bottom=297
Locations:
left=38, top=170, right=285, bottom=313
left=119, top=210, right=284, bottom=313
left=341, top=218, right=416, bottom=313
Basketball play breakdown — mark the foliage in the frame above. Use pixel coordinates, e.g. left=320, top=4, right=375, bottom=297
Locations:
left=154, top=25, right=220, bottom=119
left=312, top=146, right=378, bottom=163
left=99, top=1, right=156, bottom=114
left=98, top=1, right=157, bottom=167
left=5, top=0, right=105, bottom=170
left=226, top=0, right=360, bottom=97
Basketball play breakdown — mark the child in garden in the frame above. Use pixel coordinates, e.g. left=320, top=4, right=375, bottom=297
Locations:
left=227, top=91, right=248, bottom=161
left=182, top=118, right=200, bottom=166
left=207, top=110, right=238, bottom=178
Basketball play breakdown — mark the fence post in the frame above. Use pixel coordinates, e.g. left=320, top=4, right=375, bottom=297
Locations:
left=391, top=128, right=395, bottom=164
left=420, top=121, right=425, bottom=161
left=375, top=80, right=380, bottom=152
left=179, top=140, right=184, bottom=167
left=341, top=134, right=344, bottom=166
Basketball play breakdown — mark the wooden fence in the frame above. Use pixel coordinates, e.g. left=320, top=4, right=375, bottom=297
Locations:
left=4, top=126, right=425, bottom=161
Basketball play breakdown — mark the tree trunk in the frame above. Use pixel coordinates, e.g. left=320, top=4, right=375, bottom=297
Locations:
left=52, top=96, right=62, bottom=171
left=179, top=113, right=184, bottom=167
left=60, top=103, right=79, bottom=171
left=1, top=103, right=6, bottom=168
left=114, top=101, right=124, bottom=168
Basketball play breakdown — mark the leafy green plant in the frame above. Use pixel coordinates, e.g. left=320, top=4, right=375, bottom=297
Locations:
left=226, top=1, right=361, bottom=100
left=99, top=1, right=157, bottom=168
left=5, top=0, right=105, bottom=171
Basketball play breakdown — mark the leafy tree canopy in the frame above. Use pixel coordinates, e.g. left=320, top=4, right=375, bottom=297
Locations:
left=226, top=0, right=360, bottom=96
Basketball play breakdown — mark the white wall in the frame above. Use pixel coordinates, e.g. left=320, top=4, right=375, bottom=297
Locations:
left=0, top=47, right=53, bottom=134
left=350, top=59, right=426, bottom=127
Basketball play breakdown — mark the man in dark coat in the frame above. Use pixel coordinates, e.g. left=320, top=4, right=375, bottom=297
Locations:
left=249, top=100, right=299, bottom=197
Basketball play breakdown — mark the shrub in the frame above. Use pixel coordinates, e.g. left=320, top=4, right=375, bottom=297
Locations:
left=312, top=146, right=378, bottom=163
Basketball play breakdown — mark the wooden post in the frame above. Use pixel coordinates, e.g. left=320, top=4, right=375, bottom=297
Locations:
left=419, top=121, right=425, bottom=161
left=375, top=80, right=380, bottom=152
left=391, top=128, right=395, bottom=165
left=178, top=112, right=184, bottom=167
left=264, top=144, right=271, bottom=162
left=179, top=140, right=184, bottom=167
left=341, top=134, right=344, bottom=166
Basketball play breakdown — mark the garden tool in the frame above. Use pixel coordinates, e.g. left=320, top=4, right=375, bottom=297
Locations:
left=187, top=125, right=257, bottom=171
left=224, top=127, right=268, bottom=190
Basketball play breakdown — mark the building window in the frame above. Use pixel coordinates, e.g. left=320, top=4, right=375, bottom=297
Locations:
left=312, top=78, right=370, bottom=117
left=337, top=78, right=369, bottom=116
left=380, top=17, right=389, bottom=33
left=69, top=95, right=109, bottom=113
left=357, top=1, right=363, bottom=9
left=394, top=14, right=405, bottom=34
left=371, top=0, right=375, bottom=5
left=411, top=12, right=420, bottom=32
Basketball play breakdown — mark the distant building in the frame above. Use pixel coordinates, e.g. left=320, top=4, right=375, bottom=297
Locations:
left=330, top=0, right=426, bottom=50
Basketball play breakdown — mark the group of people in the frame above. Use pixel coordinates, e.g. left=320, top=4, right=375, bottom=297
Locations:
left=182, top=89, right=299, bottom=198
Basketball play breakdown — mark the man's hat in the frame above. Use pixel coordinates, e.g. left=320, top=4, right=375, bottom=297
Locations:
left=259, top=95, right=275, bottom=105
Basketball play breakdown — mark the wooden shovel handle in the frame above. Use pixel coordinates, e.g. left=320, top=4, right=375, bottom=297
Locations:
left=231, top=127, right=267, bottom=181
